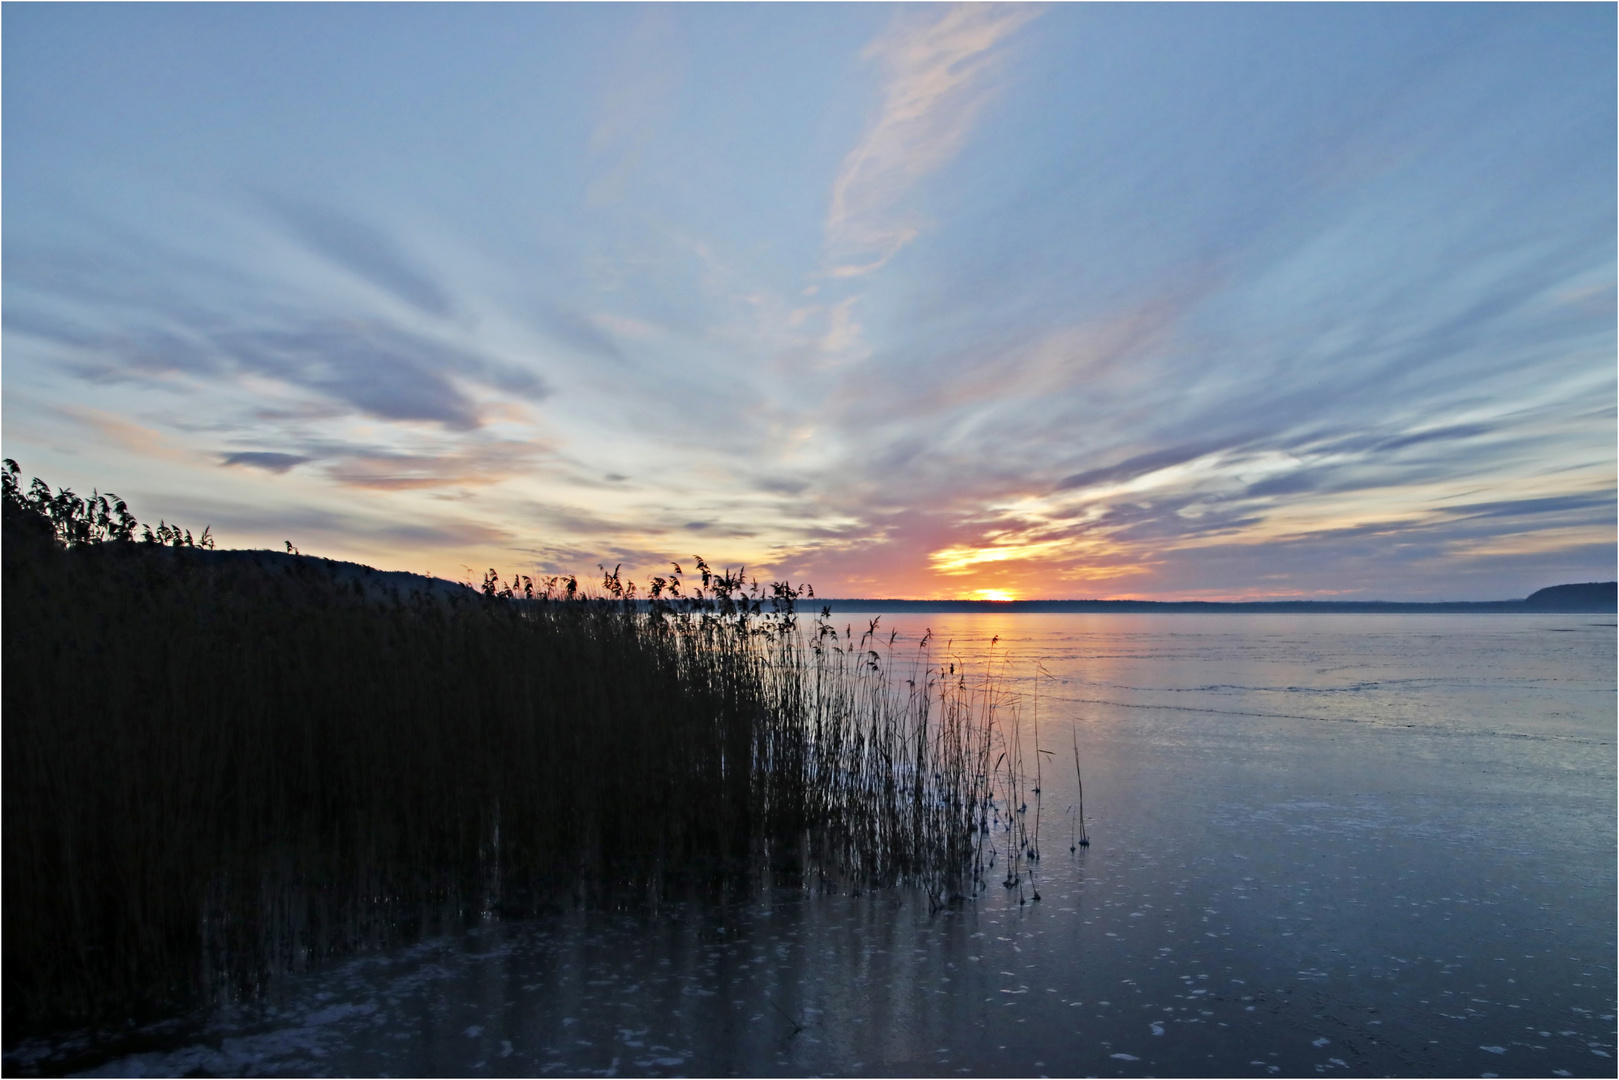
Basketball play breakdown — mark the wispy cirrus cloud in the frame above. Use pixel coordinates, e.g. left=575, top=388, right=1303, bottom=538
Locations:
left=261, top=196, right=454, bottom=317
left=215, top=428, right=563, bottom=491
left=320, top=440, right=555, bottom=491
left=7, top=226, right=552, bottom=433
left=824, top=3, right=1040, bottom=279
left=587, top=8, right=684, bottom=206
left=49, top=312, right=547, bottom=431
left=211, top=322, right=549, bottom=430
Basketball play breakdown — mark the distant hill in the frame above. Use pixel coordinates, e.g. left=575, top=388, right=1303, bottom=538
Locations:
left=1523, top=582, right=1617, bottom=610
left=193, top=547, right=477, bottom=601
left=818, top=582, right=1619, bottom=615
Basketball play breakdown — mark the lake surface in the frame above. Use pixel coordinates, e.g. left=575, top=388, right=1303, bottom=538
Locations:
left=14, top=613, right=1615, bottom=1077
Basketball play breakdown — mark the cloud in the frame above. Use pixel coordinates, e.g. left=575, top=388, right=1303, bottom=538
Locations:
left=1241, top=469, right=1326, bottom=499
left=216, top=323, right=519, bottom=429
left=1437, top=492, right=1613, bottom=522
left=44, top=403, right=195, bottom=464
left=150, top=495, right=521, bottom=556
left=780, top=359, right=1614, bottom=596
left=209, top=406, right=567, bottom=495
left=755, top=475, right=811, bottom=496
left=263, top=197, right=454, bottom=317
left=8, top=229, right=551, bottom=432
left=1056, top=440, right=1250, bottom=494
left=531, top=302, right=627, bottom=363
left=73, top=319, right=548, bottom=431
left=222, top=451, right=310, bottom=473
left=587, top=8, right=684, bottom=206
left=825, top=3, right=1040, bottom=277
left=1, top=305, right=99, bottom=348
left=4, top=239, right=258, bottom=323
left=305, top=437, right=556, bottom=491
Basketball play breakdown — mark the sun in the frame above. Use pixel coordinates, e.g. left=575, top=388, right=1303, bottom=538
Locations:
left=972, top=589, right=1017, bottom=602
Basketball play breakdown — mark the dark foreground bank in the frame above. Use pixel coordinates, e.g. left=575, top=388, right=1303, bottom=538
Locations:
left=2, top=473, right=993, bottom=1040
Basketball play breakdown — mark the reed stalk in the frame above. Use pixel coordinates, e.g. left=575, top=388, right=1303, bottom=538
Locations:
left=2, top=463, right=1006, bottom=1035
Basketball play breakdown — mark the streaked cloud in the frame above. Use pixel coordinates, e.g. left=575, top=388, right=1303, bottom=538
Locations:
left=262, top=197, right=454, bottom=317
left=824, top=3, right=1040, bottom=278
left=21, top=261, right=550, bottom=429
left=587, top=8, right=684, bottom=207
left=213, top=323, right=547, bottom=429
left=320, top=439, right=556, bottom=491
left=222, top=451, right=310, bottom=474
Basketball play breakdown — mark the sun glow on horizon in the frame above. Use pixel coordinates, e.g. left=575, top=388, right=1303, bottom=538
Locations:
left=928, top=539, right=1077, bottom=574
left=972, top=589, right=1017, bottom=602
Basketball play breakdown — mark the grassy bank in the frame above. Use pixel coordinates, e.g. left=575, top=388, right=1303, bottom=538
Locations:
left=3, top=465, right=1004, bottom=1035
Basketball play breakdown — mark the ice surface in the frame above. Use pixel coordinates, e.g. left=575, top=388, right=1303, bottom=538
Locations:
left=9, top=614, right=1613, bottom=1078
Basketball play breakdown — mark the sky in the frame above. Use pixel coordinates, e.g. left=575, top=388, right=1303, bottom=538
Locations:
left=3, top=3, right=1613, bottom=601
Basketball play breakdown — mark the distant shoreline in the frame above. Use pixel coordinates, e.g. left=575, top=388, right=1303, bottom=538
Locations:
left=815, top=582, right=1617, bottom=615
left=815, top=599, right=1612, bottom=614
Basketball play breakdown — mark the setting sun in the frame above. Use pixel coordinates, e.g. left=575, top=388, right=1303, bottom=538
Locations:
left=972, top=589, right=1017, bottom=602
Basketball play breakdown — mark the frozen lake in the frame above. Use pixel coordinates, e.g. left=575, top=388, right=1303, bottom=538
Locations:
left=13, top=613, right=1615, bottom=1077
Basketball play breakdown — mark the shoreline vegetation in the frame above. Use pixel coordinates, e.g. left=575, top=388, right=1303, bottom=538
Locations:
left=3, top=463, right=1042, bottom=1042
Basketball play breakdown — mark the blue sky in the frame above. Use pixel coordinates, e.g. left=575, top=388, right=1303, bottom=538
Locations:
left=4, top=3, right=1613, bottom=599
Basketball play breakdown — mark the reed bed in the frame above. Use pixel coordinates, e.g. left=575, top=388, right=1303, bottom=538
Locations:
left=2, top=464, right=1009, bottom=1036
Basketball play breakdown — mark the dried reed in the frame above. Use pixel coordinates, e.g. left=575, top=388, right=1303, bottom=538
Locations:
left=2, top=463, right=1006, bottom=1036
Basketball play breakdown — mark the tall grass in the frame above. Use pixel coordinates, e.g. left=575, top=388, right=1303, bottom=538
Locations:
left=2, top=464, right=1008, bottom=1035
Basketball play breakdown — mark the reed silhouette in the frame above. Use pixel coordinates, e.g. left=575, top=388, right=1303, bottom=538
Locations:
left=2, top=462, right=1011, bottom=1036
